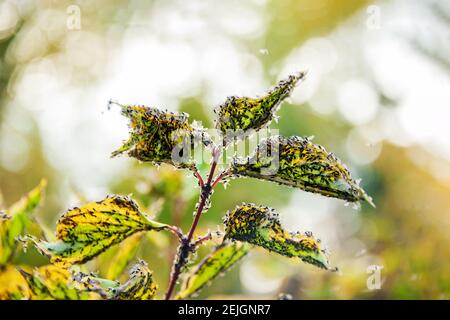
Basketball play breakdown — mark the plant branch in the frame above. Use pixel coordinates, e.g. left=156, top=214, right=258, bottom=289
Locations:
left=211, top=168, right=232, bottom=189
left=194, top=231, right=212, bottom=246
left=191, top=164, right=204, bottom=188
left=167, top=225, right=184, bottom=242
left=164, top=147, right=221, bottom=300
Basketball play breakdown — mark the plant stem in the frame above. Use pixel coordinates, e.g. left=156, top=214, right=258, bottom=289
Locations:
left=211, top=168, right=231, bottom=189
left=164, top=147, right=221, bottom=300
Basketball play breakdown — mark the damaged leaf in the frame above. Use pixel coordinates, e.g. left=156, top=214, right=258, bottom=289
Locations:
left=231, top=136, right=374, bottom=206
left=73, top=260, right=157, bottom=300
left=215, top=72, right=305, bottom=144
left=223, top=203, right=331, bottom=270
left=112, top=103, right=208, bottom=168
left=18, top=265, right=91, bottom=300
left=25, top=195, right=169, bottom=267
left=176, top=241, right=251, bottom=299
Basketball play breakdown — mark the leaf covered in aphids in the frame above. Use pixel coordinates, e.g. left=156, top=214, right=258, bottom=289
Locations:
left=18, top=265, right=91, bottom=300
left=71, top=270, right=120, bottom=298
left=112, top=260, right=157, bottom=300
left=0, top=179, right=47, bottom=267
left=215, top=72, right=305, bottom=144
left=106, top=232, right=144, bottom=280
left=112, top=103, right=209, bottom=168
left=176, top=241, right=251, bottom=299
left=231, top=136, right=374, bottom=206
left=73, top=260, right=157, bottom=300
left=24, top=195, right=169, bottom=267
left=223, top=203, right=331, bottom=270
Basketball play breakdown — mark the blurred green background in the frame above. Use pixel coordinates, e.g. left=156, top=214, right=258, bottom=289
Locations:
left=1, top=0, right=449, bottom=299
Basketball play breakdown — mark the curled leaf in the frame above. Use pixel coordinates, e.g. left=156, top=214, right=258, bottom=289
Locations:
left=176, top=241, right=251, bottom=300
left=215, top=72, right=305, bottom=144
left=18, top=265, right=91, bottom=300
left=26, top=195, right=169, bottom=267
left=71, top=271, right=120, bottom=298
left=231, top=136, right=374, bottom=206
left=0, top=179, right=47, bottom=266
left=223, top=203, right=330, bottom=270
left=112, top=103, right=207, bottom=168
left=73, top=260, right=157, bottom=300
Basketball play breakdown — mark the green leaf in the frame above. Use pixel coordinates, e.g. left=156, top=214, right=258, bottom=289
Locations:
left=25, top=195, right=169, bottom=267
left=215, top=72, right=305, bottom=144
left=18, top=265, right=91, bottom=300
left=112, top=103, right=207, bottom=168
left=176, top=241, right=251, bottom=300
left=106, top=232, right=144, bottom=280
left=0, top=179, right=47, bottom=266
left=73, top=260, right=157, bottom=300
left=231, top=136, right=374, bottom=206
left=223, top=203, right=331, bottom=270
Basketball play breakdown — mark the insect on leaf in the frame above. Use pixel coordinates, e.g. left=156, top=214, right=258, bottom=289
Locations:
left=25, top=195, right=169, bottom=267
left=0, top=179, right=47, bottom=266
left=215, top=72, right=305, bottom=144
left=106, top=232, right=144, bottom=280
left=231, top=136, right=374, bottom=206
left=73, top=260, right=157, bottom=300
left=18, top=265, right=91, bottom=300
left=223, top=203, right=331, bottom=270
left=112, top=103, right=208, bottom=169
left=176, top=241, right=251, bottom=300
left=71, top=270, right=120, bottom=299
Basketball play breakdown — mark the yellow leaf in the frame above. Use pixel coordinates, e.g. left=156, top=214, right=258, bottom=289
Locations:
left=18, top=265, right=93, bottom=300
left=0, top=265, right=31, bottom=300
left=26, top=195, right=169, bottom=267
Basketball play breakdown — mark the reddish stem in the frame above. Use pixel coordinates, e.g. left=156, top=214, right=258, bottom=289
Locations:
left=164, top=147, right=221, bottom=300
left=211, top=169, right=231, bottom=189
left=194, top=231, right=212, bottom=246
left=191, top=164, right=204, bottom=188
